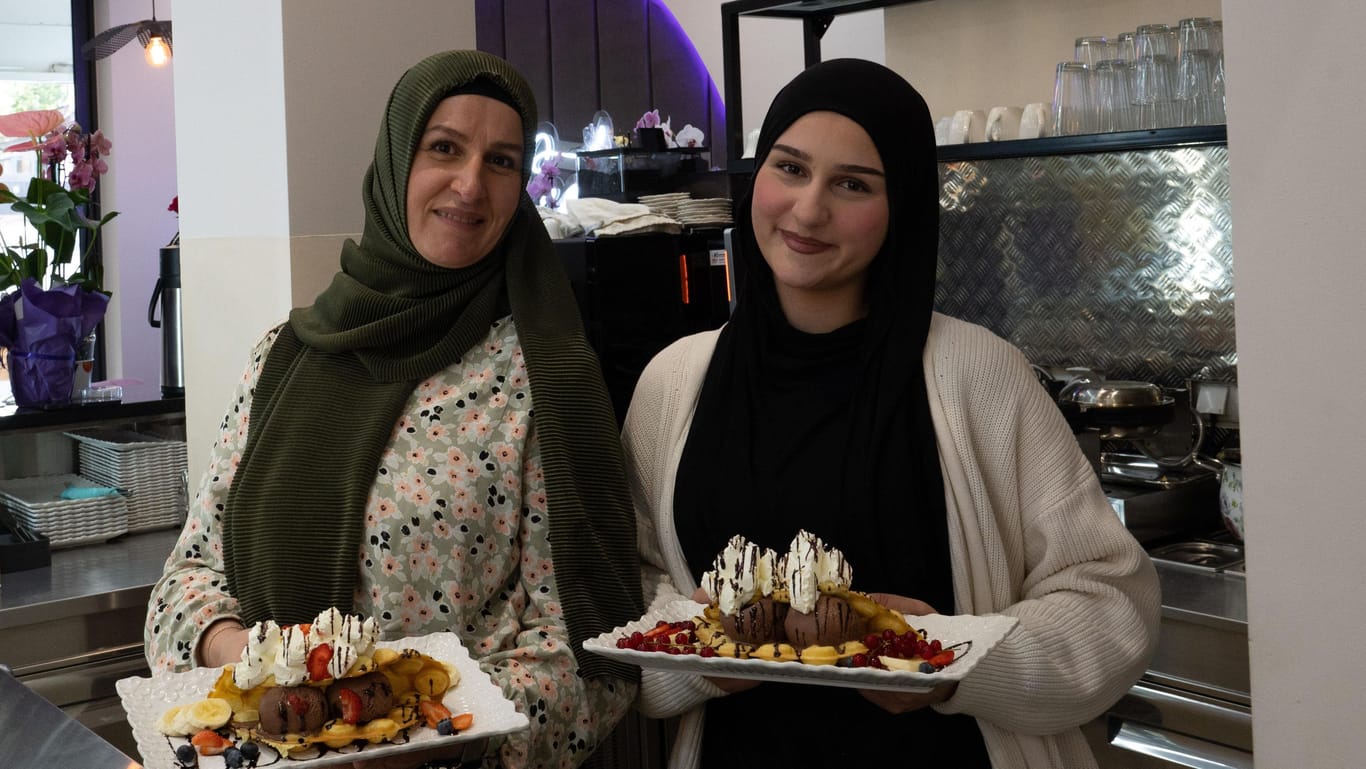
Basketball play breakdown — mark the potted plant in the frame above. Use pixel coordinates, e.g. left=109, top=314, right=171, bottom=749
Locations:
left=0, top=109, right=118, bottom=407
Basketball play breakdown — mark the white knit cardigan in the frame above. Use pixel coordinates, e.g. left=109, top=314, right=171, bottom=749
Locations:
left=621, top=313, right=1161, bottom=769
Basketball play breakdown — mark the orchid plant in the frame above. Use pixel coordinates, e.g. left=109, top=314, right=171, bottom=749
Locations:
left=526, top=156, right=562, bottom=209
left=0, top=109, right=118, bottom=295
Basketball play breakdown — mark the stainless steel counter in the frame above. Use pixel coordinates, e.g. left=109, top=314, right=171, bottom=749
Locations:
left=0, top=529, right=178, bottom=668
left=0, top=529, right=178, bottom=762
left=1153, top=559, right=1247, bottom=630
left=0, top=666, right=143, bottom=769
left=1147, top=558, right=1250, bottom=704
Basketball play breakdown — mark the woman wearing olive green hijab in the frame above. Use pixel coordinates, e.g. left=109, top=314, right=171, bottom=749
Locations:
left=145, top=51, right=642, bottom=768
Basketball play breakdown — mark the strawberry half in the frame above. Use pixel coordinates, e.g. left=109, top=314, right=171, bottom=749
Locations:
left=286, top=693, right=311, bottom=716
left=336, top=688, right=363, bottom=725
left=419, top=700, right=452, bottom=729
left=307, top=642, right=334, bottom=681
left=190, top=729, right=233, bottom=755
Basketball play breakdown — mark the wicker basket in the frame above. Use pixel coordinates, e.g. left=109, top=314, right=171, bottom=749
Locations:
left=67, top=428, right=188, bottom=533
left=0, top=473, right=129, bottom=549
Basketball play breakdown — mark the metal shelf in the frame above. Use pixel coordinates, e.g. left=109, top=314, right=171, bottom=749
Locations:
left=938, top=124, right=1228, bottom=162
left=727, top=125, right=1228, bottom=173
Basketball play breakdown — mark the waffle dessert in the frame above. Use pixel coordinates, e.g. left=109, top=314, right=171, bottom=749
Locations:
left=695, top=531, right=916, bottom=665
left=155, top=609, right=467, bottom=757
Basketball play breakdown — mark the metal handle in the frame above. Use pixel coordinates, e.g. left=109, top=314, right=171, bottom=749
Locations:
left=147, top=277, right=164, bottom=328
left=1110, top=720, right=1253, bottom=769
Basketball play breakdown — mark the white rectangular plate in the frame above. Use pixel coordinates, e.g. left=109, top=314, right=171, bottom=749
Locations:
left=117, top=632, right=529, bottom=769
left=584, top=600, right=1018, bottom=693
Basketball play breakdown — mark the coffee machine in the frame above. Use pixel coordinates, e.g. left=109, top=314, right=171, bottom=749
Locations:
left=1041, top=368, right=1220, bottom=544
left=146, top=245, right=184, bottom=397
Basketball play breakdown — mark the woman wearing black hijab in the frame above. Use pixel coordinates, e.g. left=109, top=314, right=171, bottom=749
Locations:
left=146, top=51, right=641, bottom=768
left=624, top=59, right=1159, bottom=767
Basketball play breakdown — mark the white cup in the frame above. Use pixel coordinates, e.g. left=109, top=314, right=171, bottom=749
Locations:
left=934, top=116, right=953, bottom=145
left=985, top=106, right=1024, bottom=141
left=1018, top=102, right=1050, bottom=139
left=947, top=109, right=987, bottom=144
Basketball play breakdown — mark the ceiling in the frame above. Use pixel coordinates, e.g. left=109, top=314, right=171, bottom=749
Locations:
left=0, top=0, right=74, bottom=76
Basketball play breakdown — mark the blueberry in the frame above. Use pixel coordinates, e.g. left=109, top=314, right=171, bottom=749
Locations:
left=436, top=717, right=454, bottom=735
left=222, top=746, right=244, bottom=768
left=174, top=743, right=198, bottom=767
left=238, top=741, right=260, bottom=762
left=919, top=661, right=936, bottom=674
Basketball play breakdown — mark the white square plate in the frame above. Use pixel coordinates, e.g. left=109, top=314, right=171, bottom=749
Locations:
left=583, top=600, right=1018, bottom=693
left=117, top=632, right=528, bottom=768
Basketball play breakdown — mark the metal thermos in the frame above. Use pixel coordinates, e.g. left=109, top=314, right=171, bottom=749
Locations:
left=147, top=245, right=184, bottom=397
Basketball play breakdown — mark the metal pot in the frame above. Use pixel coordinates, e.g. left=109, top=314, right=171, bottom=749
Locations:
left=1057, top=378, right=1176, bottom=440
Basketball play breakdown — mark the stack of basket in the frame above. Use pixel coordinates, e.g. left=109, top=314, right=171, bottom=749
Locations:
left=0, top=474, right=129, bottom=549
left=67, top=429, right=189, bottom=534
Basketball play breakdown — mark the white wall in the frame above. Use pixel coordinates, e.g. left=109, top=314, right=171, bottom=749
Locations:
left=1223, top=4, right=1366, bottom=766
left=94, top=0, right=178, bottom=389
left=174, top=0, right=475, bottom=476
left=885, top=0, right=1221, bottom=122
left=661, top=1, right=883, bottom=143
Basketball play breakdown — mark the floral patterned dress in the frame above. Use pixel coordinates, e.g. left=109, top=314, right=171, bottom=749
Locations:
left=145, top=317, right=634, bottom=768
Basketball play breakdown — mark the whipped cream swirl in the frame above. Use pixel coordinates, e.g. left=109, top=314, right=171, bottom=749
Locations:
left=700, top=530, right=853, bottom=615
left=230, top=609, right=382, bottom=689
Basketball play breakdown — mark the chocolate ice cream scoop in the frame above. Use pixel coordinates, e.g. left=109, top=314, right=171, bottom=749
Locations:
left=326, top=672, right=395, bottom=723
left=720, top=596, right=789, bottom=645
left=782, top=593, right=867, bottom=648
left=258, top=685, right=328, bottom=737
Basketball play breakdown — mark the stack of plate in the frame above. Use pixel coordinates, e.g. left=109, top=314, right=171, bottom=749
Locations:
left=637, top=192, right=692, bottom=220
left=68, top=429, right=189, bottom=533
left=677, top=198, right=733, bottom=229
left=0, top=474, right=129, bottom=548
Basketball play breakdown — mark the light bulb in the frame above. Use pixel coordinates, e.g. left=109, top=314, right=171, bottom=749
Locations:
left=144, top=36, right=171, bottom=67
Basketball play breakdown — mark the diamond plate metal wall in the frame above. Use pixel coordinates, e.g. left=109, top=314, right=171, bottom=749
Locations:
left=935, top=145, right=1234, bottom=387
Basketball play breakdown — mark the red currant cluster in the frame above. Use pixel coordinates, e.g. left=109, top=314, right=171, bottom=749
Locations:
left=839, top=629, right=957, bottom=671
left=615, top=620, right=718, bottom=657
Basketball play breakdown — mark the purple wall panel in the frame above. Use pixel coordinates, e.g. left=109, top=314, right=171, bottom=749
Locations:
left=596, top=0, right=651, bottom=135
left=647, top=3, right=708, bottom=146
left=475, top=0, right=506, bottom=58
left=548, top=0, right=600, bottom=141
left=476, top=0, right=725, bottom=163
left=708, top=88, right=727, bottom=166
left=503, top=0, right=553, bottom=124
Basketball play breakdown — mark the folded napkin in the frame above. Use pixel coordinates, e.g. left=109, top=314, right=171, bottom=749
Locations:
left=538, top=206, right=583, bottom=240
left=565, top=198, right=681, bottom=237
left=60, top=485, right=125, bottom=500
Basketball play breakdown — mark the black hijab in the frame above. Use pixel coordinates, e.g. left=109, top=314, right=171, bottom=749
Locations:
left=223, top=51, right=640, bottom=683
left=675, top=60, right=988, bottom=761
left=676, top=59, right=950, bottom=608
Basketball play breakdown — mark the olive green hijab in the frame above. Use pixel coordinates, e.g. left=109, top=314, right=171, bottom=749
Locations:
left=222, top=50, right=640, bottom=682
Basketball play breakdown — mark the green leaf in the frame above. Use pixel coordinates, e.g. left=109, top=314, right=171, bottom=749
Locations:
left=21, top=248, right=48, bottom=282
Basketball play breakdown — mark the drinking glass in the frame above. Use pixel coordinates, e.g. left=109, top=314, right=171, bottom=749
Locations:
left=1115, top=31, right=1136, bottom=63
left=1175, top=18, right=1219, bottom=126
left=1075, top=36, right=1116, bottom=68
left=1093, top=60, right=1136, bottom=132
left=1051, top=62, right=1094, bottom=136
left=1133, top=24, right=1177, bottom=129
left=1209, top=20, right=1227, bottom=124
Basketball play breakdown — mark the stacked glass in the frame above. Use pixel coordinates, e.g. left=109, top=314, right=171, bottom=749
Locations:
left=1174, top=17, right=1226, bottom=126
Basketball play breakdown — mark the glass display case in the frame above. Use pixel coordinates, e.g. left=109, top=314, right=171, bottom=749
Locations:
left=573, top=147, right=711, bottom=202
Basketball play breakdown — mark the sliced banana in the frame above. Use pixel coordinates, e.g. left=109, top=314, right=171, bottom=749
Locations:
left=413, top=668, right=450, bottom=697
left=172, top=704, right=198, bottom=735
left=797, top=645, right=840, bottom=666
left=154, top=704, right=188, bottom=736
left=880, top=656, right=925, bottom=672
left=186, top=697, right=233, bottom=729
